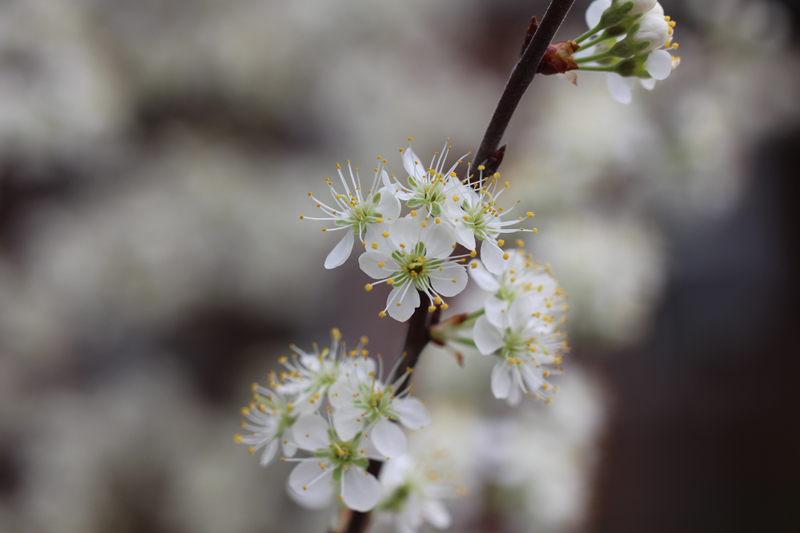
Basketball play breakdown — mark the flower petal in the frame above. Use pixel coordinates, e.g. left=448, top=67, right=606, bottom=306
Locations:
left=508, top=294, right=537, bottom=332
left=292, top=415, right=330, bottom=451
left=585, top=0, right=611, bottom=29
left=387, top=285, right=420, bottom=322
left=288, top=459, right=334, bottom=504
left=430, top=263, right=468, bottom=297
left=359, top=251, right=395, bottom=279
left=454, top=220, right=476, bottom=250
left=402, top=147, right=426, bottom=181
left=324, top=232, right=354, bottom=269
left=645, top=49, right=673, bottom=81
left=371, top=418, right=407, bottom=459
left=484, top=296, right=509, bottom=328
left=334, top=404, right=366, bottom=442
left=423, top=223, right=456, bottom=259
left=474, top=315, right=504, bottom=356
left=480, top=239, right=507, bottom=275
left=376, top=186, right=402, bottom=220
left=281, top=431, right=298, bottom=458
left=469, top=261, right=499, bottom=291
left=342, top=467, right=381, bottom=512
left=606, top=73, right=635, bottom=104
left=259, top=438, right=279, bottom=466
left=393, top=397, right=431, bottom=429
left=422, top=499, right=452, bottom=529
left=491, top=362, right=513, bottom=399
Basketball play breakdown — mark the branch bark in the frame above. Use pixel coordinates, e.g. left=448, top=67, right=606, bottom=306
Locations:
left=471, top=0, right=577, bottom=178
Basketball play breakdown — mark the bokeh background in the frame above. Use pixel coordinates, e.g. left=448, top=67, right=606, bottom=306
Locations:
left=1, top=0, right=799, bottom=532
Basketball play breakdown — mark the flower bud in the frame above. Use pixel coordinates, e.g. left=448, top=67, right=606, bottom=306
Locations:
left=621, top=0, right=658, bottom=17
left=631, top=13, right=671, bottom=52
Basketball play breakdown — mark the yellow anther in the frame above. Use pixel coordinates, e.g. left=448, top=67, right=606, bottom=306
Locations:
left=382, top=231, right=389, bottom=237
left=517, top=239, right=524, bottom=248
left=387, top=278, right=395, bottom=285
left=428, top=305, right=436, bottom=312
left=498, top=239, right=505, bottom=247
left=453, top=196, right=459, bottom=201
left=372, top=243, right=379, bottom=249
left=470, top=250, right=477, bottom=258
left=378, top=261, right=385, bottom=268
left=503, top=252, right=509, bottom=260
left=410, top=210, right=418, bottom=217
left=441, top=303, right=449, bottom=310
left=471, top=261, right=478, bottom=268
left=299, top=215, right=304, bottom=220
left=478, top=165, right=485, bottom=170
left=421, top=221, right=427, bottom=227
left=527, top=212, right=534, bottom=217
left=434, top=297, right=442, bottom=305
left=435, top=217, right=441, bottom=224
left=504, top=181, right=509, bottom=188
left=379, top=311, right=387, bottom=317
left=278, top=356, right=287, bottom=364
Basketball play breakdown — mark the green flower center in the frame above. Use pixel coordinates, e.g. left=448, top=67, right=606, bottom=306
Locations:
left=406, top=174, right=447, bottom=216
left=335, top=192, right=384, bottom=235
left=391, top=242, right=443, bottom=290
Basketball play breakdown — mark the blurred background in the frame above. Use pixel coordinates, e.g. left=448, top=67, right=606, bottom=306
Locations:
left=1, top=0, right=799, bottom=532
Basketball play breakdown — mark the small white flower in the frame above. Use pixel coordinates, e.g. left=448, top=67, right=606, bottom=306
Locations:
left=387, top=139, right=469, bottom=221
left=303, top=159, right=401, bottom=269
left=473, top=293, right=569, bottom=406
left=359, top=215, right=469, bottom=321
left=470, top=247, right=562, bottom=317
left=329, top=355, right=431, bottom=460
left=631, top=11, right=671, bottom=53
left=449, top=170, right=536, bottom=274
left=379, top=453, right=463, bottom=533
left=234, top=384, right=301, bottom=466
left=285, top=414, right=383, bottom=512
left=275, top=328, right=357, bottom=404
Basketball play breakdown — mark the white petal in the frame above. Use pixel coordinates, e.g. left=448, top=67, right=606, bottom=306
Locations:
left=606, top=74, right=635, bottom=104
left=376, top=186, right=402, bottom=220
left=393, top=397, right=431, bottom=429
left=387, top=285, right=420, bottom=322
left=422, top=499, right=452, bottom=529
left=455, top=221, right=476, bottom=250
left=259, top=438, right=279, bottom=466
left=473, top=315, right=504, bottom=355
left=639, top=78, right=658, bottom=91
left=328, top=378, right=354, bottom=409
left=585, top=0, right=611, bottom=28
left=292, top=415, right=330, bottom=451
left=430, top=263, right=468, bottom=297
left=381, top=170, right=393, bottom=191
left=480, top=239, right=507, bottom=275
left=423, top=223, right=456, bottom=259
left=359, top=251, right=395, bottom=278
left=342, top=468, right=381, bottom=512
left=506, top=379, right=523, bottom=406
left=334, top=404, right=366, bottom=442
left=484, top=296, right=509, bottom=328
left=288, top=459, right=334, bottom=504
left=281, top=431, right=298, bottom=458
left=645, top=49, right=673, bottom=80
left=402, top=147, right=426, bottom=181
left=468, top=261, right=500, bottom=292
left=390, top=217, right=423, bottom=249
left=371, top=418, right=407, bottom=459
left=508, top=294, right=537, bottom=332
left=491, top=363, right=513, bottom=399
left=324, top=231, right=354, bottom=269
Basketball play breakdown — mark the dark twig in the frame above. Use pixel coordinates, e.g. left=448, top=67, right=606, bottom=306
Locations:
left=471, top=0, right=577, bottom=178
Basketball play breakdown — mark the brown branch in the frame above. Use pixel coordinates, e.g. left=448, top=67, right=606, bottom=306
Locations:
left=471, top=0, right=577, bottom=179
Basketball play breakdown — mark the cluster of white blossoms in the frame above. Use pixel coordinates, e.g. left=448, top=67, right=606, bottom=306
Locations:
left=304, top=139, right=537, bottom=321
left=572, top=0, right=680, bottom=103
left=235, top=329, right=433, bottom=515
left=237, top=139, right=570, bottom=532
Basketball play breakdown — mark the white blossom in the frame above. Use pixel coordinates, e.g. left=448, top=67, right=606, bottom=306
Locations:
left=473, top=293, right=569, bottom=406
left=328, top=354, right=431, bottom=460
left=359, top=215, right=469, bottom=321
left=378, top=453, right=463, bottom=533
left=303, top=159, right=401, bottom=269
left=285, top=414, right=383, bottom=512
left=448, top=168, right=536, bottom=275
left=234, top=385, right=301, bottom=466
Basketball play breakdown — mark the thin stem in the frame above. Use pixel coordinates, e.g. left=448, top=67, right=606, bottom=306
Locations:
left=576, top=33, right=611, bottom=50
left=471, top=0, right=577, bottom=179
left=574, top=22, right=603, bottom=44
left=575, top=50, right=615, bottom=63
left=578, top=64, right=618, bottom=72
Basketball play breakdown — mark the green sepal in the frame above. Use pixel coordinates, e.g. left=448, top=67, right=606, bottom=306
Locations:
left=372, top=192, right=381, bottom=204
left=315, top=450, right=328, bottom=458
left=407, top=176, right=416, bottom=187
left=431, top=204, right=442, bottom=217
left=334, top=219, right=350, bottom=227
left=354, top=458, right=369, bottom=469
left=407, top=199, right=423, bottom=208
left=332, top=467, right=342, bottom=482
